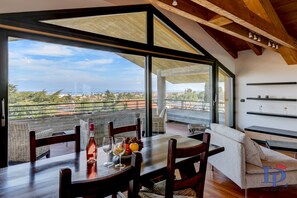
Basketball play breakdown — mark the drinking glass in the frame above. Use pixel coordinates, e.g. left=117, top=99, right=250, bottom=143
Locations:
left=112, top=137, right=126, bottom=168
left=102, top=136, right=114, bottom=167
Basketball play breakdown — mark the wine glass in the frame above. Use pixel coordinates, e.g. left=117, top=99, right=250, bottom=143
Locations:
left=112, top=137, right=126, bottom=168
left=102, top=136, right=114, bottom=167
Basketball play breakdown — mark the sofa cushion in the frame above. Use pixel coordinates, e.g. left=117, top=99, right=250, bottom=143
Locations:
left=252, top=140, right=266, bottom=160
left=210, top=123, right=245, bottom=143
left=210, top=123, right=262, bottom=167
left=245, top=135, right=263, bottom=167
left=247, top=146, right=297, bottom=174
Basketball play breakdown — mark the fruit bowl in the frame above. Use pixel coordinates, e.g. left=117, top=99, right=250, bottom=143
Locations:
left=122, top=137, right=143, bottom=157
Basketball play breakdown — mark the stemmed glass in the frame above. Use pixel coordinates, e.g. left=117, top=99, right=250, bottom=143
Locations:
left=102, top=136, right=114, bottom=167
left=112, top=137, right=126, bottom=168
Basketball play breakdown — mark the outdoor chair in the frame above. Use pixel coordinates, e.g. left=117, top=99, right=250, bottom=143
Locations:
left=140, top=133, right=211, bottom=198
left=59, top=152, right=142, bottom=198
left=30, top=125, right=80, bottom=162
left=152, top=108, right=167, bottom=133
left=108, top=118, right=141, bottom=139
left=8, top=121, right=52, bottom=163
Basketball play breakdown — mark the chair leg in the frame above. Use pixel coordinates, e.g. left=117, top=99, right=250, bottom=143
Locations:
left=245, top=189, right=248, bottom=198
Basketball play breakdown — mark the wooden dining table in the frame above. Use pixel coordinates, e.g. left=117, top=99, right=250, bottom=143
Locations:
left=0, top=134, right=224, bottom=198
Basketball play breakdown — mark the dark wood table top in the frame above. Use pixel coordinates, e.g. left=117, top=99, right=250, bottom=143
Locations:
left=0, top=134, right=224, bottom=198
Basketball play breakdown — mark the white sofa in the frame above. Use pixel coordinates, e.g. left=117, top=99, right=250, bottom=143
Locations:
left=206, top=124, right=297, bottom=196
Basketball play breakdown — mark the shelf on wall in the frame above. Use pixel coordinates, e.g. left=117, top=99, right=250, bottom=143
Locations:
left=247, top=111, right=297, bottom=119
left=246, top=97, right=297, bottom=101
left=246, top=82, right=297, bottom=86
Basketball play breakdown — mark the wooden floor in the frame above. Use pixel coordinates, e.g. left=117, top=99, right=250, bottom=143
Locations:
left=49, top=122, right=297, bottom=198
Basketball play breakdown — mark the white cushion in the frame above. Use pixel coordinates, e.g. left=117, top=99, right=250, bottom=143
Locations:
left=252, top=140, right=266, bottom=160
left=247, top=146, right=297, bottom=174
left=210, top=123, right=262, bottom=167
left=210, top=123, right=245, bottom=143
left=245, top=136, right=263, bottom=167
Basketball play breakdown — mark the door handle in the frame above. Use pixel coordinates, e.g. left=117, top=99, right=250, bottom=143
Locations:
left=1, top=98, right=5, bottom=127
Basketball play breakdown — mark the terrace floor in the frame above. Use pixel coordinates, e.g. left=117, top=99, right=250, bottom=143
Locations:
left=47, top=122, right=297, bottom=198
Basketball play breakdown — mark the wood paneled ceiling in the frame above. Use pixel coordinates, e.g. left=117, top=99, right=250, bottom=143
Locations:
left=150, top=0, right=297, bottom=65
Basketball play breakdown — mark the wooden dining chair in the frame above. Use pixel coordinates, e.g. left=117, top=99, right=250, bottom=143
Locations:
left=59, top=151, right=142, bottom=198
left=140, top=133, right=211, bottom=198
left=108, top=118, right=141, bottom=139
left=30, top=126, right=80, bottom=162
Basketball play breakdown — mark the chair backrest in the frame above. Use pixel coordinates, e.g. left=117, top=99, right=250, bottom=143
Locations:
left=166, top=133, right=210, bottom=198
left=59, top=152, right=142, bottom=198
left=30, top=126, right=81, bottom=162
left=108, top=118, right=141, bottom=139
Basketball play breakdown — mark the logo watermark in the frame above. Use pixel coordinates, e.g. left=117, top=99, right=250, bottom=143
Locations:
left=262, top=164, right=288, bottom=188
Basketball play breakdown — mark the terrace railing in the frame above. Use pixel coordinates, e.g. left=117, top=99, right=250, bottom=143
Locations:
left=8, top=99, right=225, bottom=120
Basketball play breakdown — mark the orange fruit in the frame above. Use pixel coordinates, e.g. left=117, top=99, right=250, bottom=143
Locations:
left=129, top=143, right=139, bottom=152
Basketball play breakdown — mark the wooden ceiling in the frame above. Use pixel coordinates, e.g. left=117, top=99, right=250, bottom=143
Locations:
left=150, top=0, right=297, bottom=65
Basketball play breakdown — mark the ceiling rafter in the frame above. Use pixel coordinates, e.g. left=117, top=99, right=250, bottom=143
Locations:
left=151, top=0, right=297, bottom=64
left=201, top=25, right=238, bottom=58
left=190, top=0, right=297, bottom=50
left=242, top=0, right=297, bottom=64
left=246, top=42, right=263, bottom=56
left=152, top=0, right=272, bottom=49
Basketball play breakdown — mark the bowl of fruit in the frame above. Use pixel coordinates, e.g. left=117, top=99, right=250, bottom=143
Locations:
left=122, top=137, right=143, bottom=159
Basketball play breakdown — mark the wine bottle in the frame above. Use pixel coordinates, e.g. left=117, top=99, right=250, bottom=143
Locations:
left=86, top=123, right=97, bottom=164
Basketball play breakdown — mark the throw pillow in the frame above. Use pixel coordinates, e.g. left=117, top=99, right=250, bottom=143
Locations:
left=252, top=140, right=266, bottom=160
left=245, top=135, right=263, bottom=167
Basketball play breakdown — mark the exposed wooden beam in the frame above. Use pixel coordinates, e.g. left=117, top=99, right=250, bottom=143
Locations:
left=202, top=25, right=238, bottom=58
left=154, top=0, right=271, bottom=49
left=278, top=47, right=297, bottom=65
left=190, top=0, right=297, bottom=50
left=208, top=13, right=233, bottom=27
left=246, top=42, right=263, bottom=56
left=243, top=0, right=287, bottom=36
left=242, top=0, right=272, bottom=23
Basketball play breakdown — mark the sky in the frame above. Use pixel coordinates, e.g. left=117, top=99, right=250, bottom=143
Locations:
left=9, top=39, right=206, bottom=94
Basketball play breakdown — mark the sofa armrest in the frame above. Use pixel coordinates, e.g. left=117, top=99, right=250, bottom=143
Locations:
left=206, top=129, right=247, bottom=189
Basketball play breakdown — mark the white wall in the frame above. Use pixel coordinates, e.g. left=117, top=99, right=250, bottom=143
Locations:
left=235, top=49, right=297, bottom=132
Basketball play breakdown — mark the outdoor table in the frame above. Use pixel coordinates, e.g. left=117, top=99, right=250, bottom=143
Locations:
left=0, top=134, right=224, bottom=198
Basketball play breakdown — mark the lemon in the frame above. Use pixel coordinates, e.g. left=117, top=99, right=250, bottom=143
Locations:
left=129, top=143, right=139, bottom=152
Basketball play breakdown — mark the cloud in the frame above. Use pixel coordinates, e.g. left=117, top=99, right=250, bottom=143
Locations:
left=23, top=43, right=74, bottom=57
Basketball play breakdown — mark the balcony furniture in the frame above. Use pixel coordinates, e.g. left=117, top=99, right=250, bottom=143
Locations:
left=59, top=152, right=142, bottom=198
left=152, top=108, right=167, bottom=133
left=187, top=123, right=208, bottom=134
left=8, top=121, right=52, bottom=163
left=29, top=125, right=80, bottom=162
left=0, top=134, right=224, bottom=197
left=207, top=123, right=297, bottom=198
left=108, top=118, right=141, bottom=139
left=140, top=133, right=210, bottom=198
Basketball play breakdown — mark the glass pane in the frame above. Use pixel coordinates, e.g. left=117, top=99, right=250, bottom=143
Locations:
left=8, top=37, right=145, bottom=165
left=154, top=16, right=203, bottom=55
left=152, top=57, right=211, bottom=136
left=218, top=68, right=234, bottom=126
left=43, top=12, right=147, bottom=43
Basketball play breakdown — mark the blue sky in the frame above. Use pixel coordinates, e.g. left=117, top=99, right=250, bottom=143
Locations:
left=9, top=39, right=205, bottom=94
